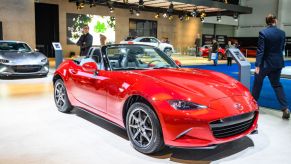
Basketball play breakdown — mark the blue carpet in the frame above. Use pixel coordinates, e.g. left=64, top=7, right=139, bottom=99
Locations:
left=183, top=61, right=291, bottom=110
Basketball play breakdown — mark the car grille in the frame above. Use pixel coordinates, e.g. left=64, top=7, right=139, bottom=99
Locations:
left=12, top=65, right=42, bottom=73
left=210, top=111, right=257, bottom=139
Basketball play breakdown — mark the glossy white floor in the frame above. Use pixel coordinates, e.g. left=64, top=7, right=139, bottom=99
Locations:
left=0, top=74, right=290, bottom=164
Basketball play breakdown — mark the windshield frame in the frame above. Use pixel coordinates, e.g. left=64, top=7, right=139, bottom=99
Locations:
left=0, top=41, right=33, bottom=52
left=102, top=44, right=179, bottom=71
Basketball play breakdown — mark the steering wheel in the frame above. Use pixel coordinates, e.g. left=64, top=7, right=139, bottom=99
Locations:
left=147, top=60, right=161, bottom=67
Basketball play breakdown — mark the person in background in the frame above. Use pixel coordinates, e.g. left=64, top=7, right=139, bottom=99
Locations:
left=100, top=34, right=107, bottom=46
left=211, top=39, right=219, bottom=66
left=252, top=14, right=289, bottom=120
left=77, top=25, right=93, bottom=56
left=226, top=41, right=234, bottom=66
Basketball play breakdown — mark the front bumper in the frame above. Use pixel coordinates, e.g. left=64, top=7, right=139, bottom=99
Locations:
left=0, top=63, right=49, bottom=77
left=154, top=96, right=259, bottom=148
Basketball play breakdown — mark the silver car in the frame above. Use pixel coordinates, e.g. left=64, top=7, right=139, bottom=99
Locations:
left=0, top=41, right=49, bottom=77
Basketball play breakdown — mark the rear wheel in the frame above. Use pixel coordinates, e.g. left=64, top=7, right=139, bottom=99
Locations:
left=126, top=102, right=164, bottom=154
left=54, top=79, right=73, bottom=113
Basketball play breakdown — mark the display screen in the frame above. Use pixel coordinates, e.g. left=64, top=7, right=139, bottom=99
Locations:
left=234, top=51, right=246, bottom=61
left=66, top=13, right=116, bottom=45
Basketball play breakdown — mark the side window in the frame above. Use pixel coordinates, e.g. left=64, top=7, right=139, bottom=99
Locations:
left=150, top=38, right=158, bottom=43
left=140, top=38, right=150, bottom=42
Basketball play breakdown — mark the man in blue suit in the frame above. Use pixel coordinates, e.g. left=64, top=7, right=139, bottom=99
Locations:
left=252, top=14, right=290, bottom=119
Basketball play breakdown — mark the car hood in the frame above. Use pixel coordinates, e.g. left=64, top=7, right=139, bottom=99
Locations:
left=0, top=51, right=46, bottom=64
left=136, top=68, right=245, bottom=101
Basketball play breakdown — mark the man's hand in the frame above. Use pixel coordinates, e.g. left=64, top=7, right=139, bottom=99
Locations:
left=255, top=67, right=260, bottom=74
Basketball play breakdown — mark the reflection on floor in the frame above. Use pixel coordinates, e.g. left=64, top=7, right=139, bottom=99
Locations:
left=0, top=74, right=291, bottom=164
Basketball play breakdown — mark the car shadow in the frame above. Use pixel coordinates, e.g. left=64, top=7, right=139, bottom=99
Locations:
left=0, top=75, right=47, bottom=80
left=72, top=108, right=254, bottom=163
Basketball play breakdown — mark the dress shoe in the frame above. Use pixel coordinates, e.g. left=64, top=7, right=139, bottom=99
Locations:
left=282, top=109, right=290, bottom=120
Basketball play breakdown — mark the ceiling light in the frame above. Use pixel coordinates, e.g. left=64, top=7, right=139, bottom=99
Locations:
left=167, top=2, right=174, bottom=14
left=200, top=17, right=205, bottom=22
left=136, top=10, right=140, bottom=16
left=154, top=13, right=160, bottom=19
left=76, top=0, right=85, bottom=10
left=233, top=12, right=239, bottom=21
left=185, top=14, right=190, bottom=21
left=191, top=9, right=198, bottom=17
left=138, top=0, right=144, bottom=8
left=163, top=13, right=168, bottom=18
left=168, top=15, right=174, bottom=21
left=178, top=14, right=184, bottom=21
left=89, top=0, right=95, bottom=7
left=109, top=7, right=114, bottom=13
left=217, top=16, right=221, bottom=22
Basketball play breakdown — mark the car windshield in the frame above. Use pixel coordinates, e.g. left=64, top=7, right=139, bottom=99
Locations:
left=0, top=42, right=32, bottom=52
left=106, top=45, right=178, bottom=70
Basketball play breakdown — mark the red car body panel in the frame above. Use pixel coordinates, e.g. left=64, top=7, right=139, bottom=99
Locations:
left=240, top=48, right=257, bottom=57
left=54, top=59, right=258, bottom=148
left=200, top=47, right=226, bottom=58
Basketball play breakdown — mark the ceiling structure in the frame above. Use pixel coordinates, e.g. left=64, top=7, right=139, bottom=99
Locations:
left=69, top=0, right=252, bottom=17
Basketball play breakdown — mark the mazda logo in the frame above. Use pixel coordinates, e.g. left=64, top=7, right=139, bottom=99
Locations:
left=234, top=103, right=243, bottom=110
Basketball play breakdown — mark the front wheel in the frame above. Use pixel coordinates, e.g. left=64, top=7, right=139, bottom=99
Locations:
left=126, top=102, right=165, bottom=154
left=54, top=79, right=73, bottom=113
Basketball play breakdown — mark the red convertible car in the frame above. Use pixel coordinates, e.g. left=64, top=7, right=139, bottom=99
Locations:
left=53, top=44, right=258, bottom=154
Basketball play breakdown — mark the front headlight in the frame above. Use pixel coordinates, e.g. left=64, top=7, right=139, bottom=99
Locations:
left=168, top=100, right=207, bottom=110
left=0, top=59, right=9, bottom=64
left=41, top=58, right=47, bottom=63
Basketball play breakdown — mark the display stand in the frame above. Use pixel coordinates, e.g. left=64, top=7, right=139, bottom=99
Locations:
left=228, top=48, right=251, bottom=89
left=52, top=42, right=63, bottom=69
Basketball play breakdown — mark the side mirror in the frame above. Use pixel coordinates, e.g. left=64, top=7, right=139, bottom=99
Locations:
left=35, top=49, right=39, bottom=52
left=174, top=60, right=182, bottom=67
left=82, top=62, right=98, bottom=73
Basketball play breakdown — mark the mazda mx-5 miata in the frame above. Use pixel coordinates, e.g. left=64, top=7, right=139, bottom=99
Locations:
left=53, top=44, right=259, bottom=154
left=0, top=41, right=49, bottom=77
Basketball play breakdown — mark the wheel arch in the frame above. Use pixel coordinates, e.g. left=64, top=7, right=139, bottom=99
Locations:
left=122, top=95, right=160, bottom=128
left=53, top=74, right=64, bottom=84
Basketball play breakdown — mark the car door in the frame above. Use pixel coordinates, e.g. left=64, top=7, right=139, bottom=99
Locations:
left=69, top=49, right=108, bottom=113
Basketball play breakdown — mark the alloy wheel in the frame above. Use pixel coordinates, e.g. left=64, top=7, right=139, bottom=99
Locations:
left=128, top=107, right=153, bottom=148
left=55, top=82, right=66, bottom=108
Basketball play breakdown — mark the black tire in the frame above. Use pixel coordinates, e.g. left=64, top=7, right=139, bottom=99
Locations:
left=164, top=48, right=173, bottom=56
left=54, top=79, right=73, bottom=113
left=126, top=102, right=165, bottom=154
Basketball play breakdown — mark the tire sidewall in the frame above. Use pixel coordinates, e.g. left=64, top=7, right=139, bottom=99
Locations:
left=126, top=102, right=163, bottom=154
left=54, top=79, right=72, bottom=113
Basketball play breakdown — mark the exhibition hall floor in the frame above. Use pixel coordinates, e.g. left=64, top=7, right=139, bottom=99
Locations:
left=0, top=73, right=291, bottom=164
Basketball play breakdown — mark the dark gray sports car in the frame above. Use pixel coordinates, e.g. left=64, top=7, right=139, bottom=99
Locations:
left=0, top=41, right=49, bottom=77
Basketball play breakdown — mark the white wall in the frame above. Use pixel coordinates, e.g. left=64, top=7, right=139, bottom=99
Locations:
left=235, top=0, right=291, bottom=37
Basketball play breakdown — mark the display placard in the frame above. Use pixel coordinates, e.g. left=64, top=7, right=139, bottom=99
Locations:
left=52, top=42, right=62, bottom=50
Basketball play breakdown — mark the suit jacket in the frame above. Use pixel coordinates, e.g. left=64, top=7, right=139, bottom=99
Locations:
left=255, top=26, right=285, bottom=69
left=77, top=33, right=93, bottom=56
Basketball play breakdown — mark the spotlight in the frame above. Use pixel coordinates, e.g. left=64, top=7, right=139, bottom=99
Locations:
left=233, top=12, right=239, bottom=21
left=163, top=13, right=168, bottom=18
left=154, top=13, right=160, bottom=19
left=191, top=9, right=198, bottom=17
left=123, top=0, right=128, bottom=3
left=138, top=0, right=144, bottom=8
left=185, top=14, right=190, bottom=21
left=168, top=15, right=174, bottom=21
left=129, top=8, right=134, bottom=15
left=178, top=14, right=184, bottom=21
left=136, top=10, right=140, bottom=16
left=224, top=0, right=228, bottom=4
left=200, top=17, right=205, bottom=22
left=167, top=2, right=174, bottom=14
left=109, top=7, right=114, bottom=13
left=89, top=0, right=95, bottom=7
left=217, top=16, right=221, bottom=22
left=76, top=0, right=85, bottom=10
left=200, top=11, right=206, bottom=18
